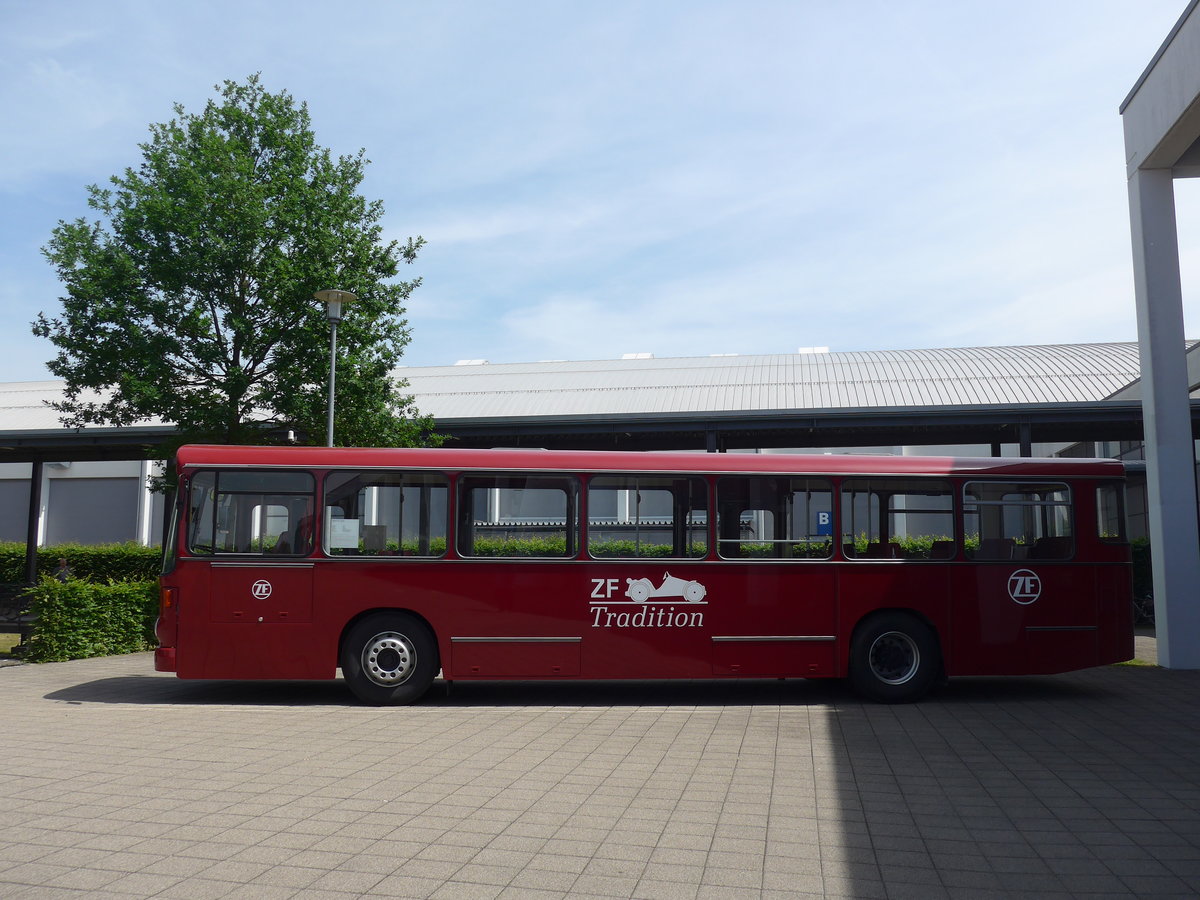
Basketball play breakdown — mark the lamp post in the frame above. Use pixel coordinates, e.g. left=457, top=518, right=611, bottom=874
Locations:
left=313, top=289, right=358, bottom=447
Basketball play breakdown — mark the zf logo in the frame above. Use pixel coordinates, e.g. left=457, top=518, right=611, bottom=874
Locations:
left=251, top=580, right=273, bottom=600
left=1007, top=569, right=1041, bottom=605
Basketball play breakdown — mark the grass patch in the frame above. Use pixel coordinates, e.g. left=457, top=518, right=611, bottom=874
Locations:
left=0, top=632, right=22, bottom=657
left=1113, top=658, right=1156, bottom=667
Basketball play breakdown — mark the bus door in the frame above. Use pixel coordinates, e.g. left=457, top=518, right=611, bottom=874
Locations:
left=452, top=473, right=587, bottom=677
left=710, top=476, right=840, bottom=677
left=183, top=470, right=317, bottom=678
left=952, top=480, right=1089, bottom=675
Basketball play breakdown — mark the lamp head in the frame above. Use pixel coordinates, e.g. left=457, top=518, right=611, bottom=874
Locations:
left=313, top=289, right=358, bottom=323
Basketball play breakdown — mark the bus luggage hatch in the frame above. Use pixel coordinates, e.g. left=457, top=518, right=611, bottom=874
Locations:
left=210, top=563, right=314, bottom=624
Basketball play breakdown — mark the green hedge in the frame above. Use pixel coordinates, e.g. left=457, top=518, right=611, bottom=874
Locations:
left=588, top=540, right=708, bottom=558
left=467, top=536, right=570, bottom=557
left=20, top=578, right=157, bottom=662
left=0, top=542, right=161, bottom=582
left=1132, top=538, right=1151, bottom=598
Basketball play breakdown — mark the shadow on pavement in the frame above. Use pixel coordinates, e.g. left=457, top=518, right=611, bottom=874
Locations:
left=44, top=675, right=353, bottom=706
left=43, top=671, right=1120, bottom=708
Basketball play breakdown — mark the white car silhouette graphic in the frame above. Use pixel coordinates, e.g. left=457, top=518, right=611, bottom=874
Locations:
left=625, top=572, right=706, bottom=603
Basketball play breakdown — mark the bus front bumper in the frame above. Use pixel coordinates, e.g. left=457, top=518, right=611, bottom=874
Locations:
left=154, top=647, right=176, bottom=672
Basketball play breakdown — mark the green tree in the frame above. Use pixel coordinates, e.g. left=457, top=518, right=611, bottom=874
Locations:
left=34, top=74, right=435, bottom=450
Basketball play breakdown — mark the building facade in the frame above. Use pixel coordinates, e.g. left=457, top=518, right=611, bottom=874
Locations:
left=0, top=341, right=1194, bottom=548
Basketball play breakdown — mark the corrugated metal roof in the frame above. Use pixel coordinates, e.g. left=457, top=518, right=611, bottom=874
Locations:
left=398, top=343, right=1145, bottom=421
left=0, top=342, right=1150, bottom=433
left=0, top=381, right=165, bottom=433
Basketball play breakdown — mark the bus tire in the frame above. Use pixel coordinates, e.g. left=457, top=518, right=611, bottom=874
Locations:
left=848, top=612, right=940, bottom=703
left=341, top=613, right=438, bottom=706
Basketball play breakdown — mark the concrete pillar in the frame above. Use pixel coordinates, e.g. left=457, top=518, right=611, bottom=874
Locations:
left=1018, top=423, right=1032, bottom=458
left=136, top=460, right=156, bottom=546
left=36, top=464, right=50, bottom=547
left=1127, top=167, right=1200, bottom=668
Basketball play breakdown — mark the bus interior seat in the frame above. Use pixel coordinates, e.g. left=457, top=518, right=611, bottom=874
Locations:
left=929, top=540, right=956, bottom=560
left=1029, top=536, right=1072, bottom=559
left=975, top=537, right=1015, bottom=560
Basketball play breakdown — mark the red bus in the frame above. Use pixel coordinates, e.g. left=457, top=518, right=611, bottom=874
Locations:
left=155, top=445, right=1133, bottom=704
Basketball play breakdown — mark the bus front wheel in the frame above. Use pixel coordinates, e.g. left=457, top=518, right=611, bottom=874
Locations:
left=341, top=613, right=438, bottom=706
left=848, top=612, right=940, bottom=703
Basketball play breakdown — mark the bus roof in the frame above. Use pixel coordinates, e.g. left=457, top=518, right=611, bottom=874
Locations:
left=175, top=445, right=1127, bottom=479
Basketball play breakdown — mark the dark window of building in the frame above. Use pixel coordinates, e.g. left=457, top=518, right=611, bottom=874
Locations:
left=0, top=479, right=31, bottom=543
left=47, top=477, right=139, bottom=545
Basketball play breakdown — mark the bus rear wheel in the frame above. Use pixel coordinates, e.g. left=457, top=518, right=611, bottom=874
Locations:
left=341, top=613, right=438, bottom=706
left=848, top=612, right=940, bottom=703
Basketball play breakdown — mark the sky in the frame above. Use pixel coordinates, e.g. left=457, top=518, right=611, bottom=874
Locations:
left=2, top=0, right=1198, bottom=383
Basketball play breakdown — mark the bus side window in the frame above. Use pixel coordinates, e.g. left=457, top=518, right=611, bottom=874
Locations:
left=716, top=476, right=833, bottom=560
left=186, top=470, right=314, bottom=556
left=457, top=475, right=579, bottom=558
left=840, top=478, right=955, bottom=560
left=323, top=471, right=448, bottom=557
left=964, top=481, right=1073, bottom=560
left=1096, top=482, right=1128, bottom=543
left=587, top=476, right=707, bottom=558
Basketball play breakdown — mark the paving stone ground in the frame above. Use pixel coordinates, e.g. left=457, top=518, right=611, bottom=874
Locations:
left=0, top=634, right=1197, bottom=899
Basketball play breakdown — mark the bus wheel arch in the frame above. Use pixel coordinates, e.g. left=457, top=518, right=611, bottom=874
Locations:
left=339, top=610, right=440, bottom=706
left=847, top=609, right=942, bottom=703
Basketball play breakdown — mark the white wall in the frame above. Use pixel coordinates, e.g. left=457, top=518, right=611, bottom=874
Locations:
left=0, top=460, right=165, bottom=546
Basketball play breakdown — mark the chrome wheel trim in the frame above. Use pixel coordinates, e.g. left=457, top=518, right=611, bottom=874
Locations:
left=868, top=630, right=919, bottom=685
left=361, top=631, right=417, bottom=687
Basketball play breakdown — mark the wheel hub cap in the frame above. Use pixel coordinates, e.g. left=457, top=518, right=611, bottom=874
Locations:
left=362, top=632, right=416, bottom=686
left=869, top=631, right=919, bottom=685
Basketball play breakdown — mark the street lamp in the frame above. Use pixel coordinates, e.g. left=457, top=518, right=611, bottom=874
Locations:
left=313, top=289, right=358, bottom=447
